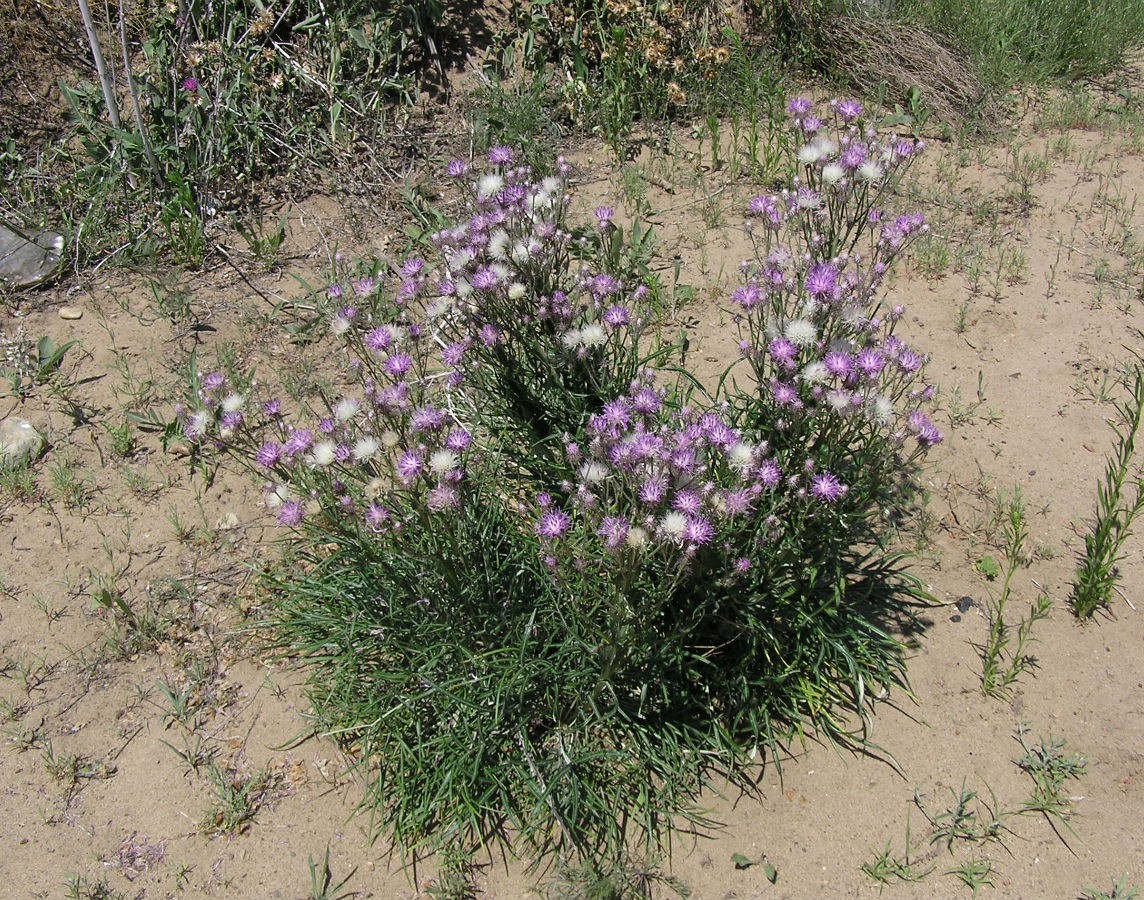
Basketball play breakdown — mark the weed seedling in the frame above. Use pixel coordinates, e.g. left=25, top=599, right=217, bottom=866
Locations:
left=979, top=489, right=1052, bottom=697
left=1081, top=874, right=1140, bottom=900
left=307, top=846, right=357, bottom=900
left=944, top=857, right=995, bottom=897
left=861, top=813, right=935, bottom=890
left=1013, top=722, right=1087, bottom=841
left=1071, top=359, right=1144, bottom=616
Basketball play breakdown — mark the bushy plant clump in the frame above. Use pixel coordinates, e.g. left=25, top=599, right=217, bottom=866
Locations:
left=186, top=99, right=939, bottom=870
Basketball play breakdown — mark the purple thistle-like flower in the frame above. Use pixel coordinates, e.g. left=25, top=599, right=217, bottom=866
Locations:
left=256, top=441, right=282, bottom=468
left=639, top=475, right=667, bottom=504
left=201, top=371, right=225, bottom=393
left=596, top=516, right=629, bottom=549
left=836, top=98, right=862, bottom=122
left=594, top=206, right=615, bottom=226
left=771, top=380, right=800, bottom=407
left=441, top=341, right=468, bottom=367
left=682, top=516, right=714, bottom=546
left=734, top=557, right=752, bottom=575
left=897, top=348, right=924, bottom=373
left=396, top=450, right=424, bottom=482
left=479, top=324, right=501, bottom=347
left=590, top=273, right=620, bottom=298
left=786, top=96, right=812, bottom=118
left=840, top=144, right=867, bottom=170
left=535, top=509, right=571, bottom=540
left=723, top=488, right=755, bottom=516
left=471, top=267, right=499, bottom=290
left=401, top=258, right=424, bottom=277
left=365, top=503, right=391, bottom=531
left=756, top=459, right=782, bottom=488
left=823, top=351, right=853, bottom=379
left=411, top=405, right=446, bottom=433
left=277, top=500, right=304, bottom=526
left=445, top=428, right=472, bottom=451
left=262, top=398, right=282, bottom=417
left=632, top=388, right=660, bottom=416
left=427, top=485, right=460, bottom=511
left=855, top=348, right=885, bottom=378
left=283, top=429, right=314, bottom=457
left=810, top=472, right=845, bottom=502
left=672, top=490, right=702, bottom=515
left=731, top=283, right=762, bottom=310
left=488, top=145, right=513, bottom=165
left=182, top=76, right=199, bottom=92
left=327, top=283, right=344, bottom=300
left=219, top=411, right=243, bottom=433
left=365, top=327, right=392, bottom=353
left=602, top=305, right=629, bottom=328
left=386, top=354, right=414, bottom=377
left=805, top=262, right=838, bottom=299
left=353, top=276, right=376, bottom=297
left=446, top=159, right=468, bottom=177
left=600, top=397, right=633, bottom=429
left=800, top=115, right=822, bottom=133
left=768, top=337, right=798, bottom=370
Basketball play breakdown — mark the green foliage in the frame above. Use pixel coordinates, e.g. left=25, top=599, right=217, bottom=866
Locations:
left=897, top=0, right=1144, bottom=87
left=1081, top=875, right=1141, bottom=900
left=1013, top=721, right=1086, bottom=839
left=1071, top=360, right=1144, bottom=617
left=978, top=489, right=1052, bottom=697
left=201, top=120, right=938, bottom=877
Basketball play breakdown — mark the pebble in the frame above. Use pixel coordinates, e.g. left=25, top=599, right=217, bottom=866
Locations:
left=58, top=306, right=83, bottom=320
left=0, top=417, right=45, bottom=467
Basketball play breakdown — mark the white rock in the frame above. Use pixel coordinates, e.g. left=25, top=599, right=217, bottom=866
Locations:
left=58, top=306, right=83, bottom=320
left=0, top=417, right=45, bottom=467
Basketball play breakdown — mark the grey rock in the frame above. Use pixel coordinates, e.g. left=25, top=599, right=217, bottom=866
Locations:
left=0, top=417, right=45, bottom=467
left=0, top=223, right=64, bottom=289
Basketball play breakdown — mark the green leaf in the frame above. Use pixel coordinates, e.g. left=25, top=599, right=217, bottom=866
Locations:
left=731, top=852, right=753, bottom=870
left=975, top=555, right=1001, bottom=580
left=763, top=862, right=777, bottom=884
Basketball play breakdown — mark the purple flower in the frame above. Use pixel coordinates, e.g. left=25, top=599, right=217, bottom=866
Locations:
left=396, top=450, right=424, bottom=483
left=897, top=348, right=923, bottom=373
left=805, top=262, right=838, bottom=299
left=855, top=349, right=885, bottom=378
left=479, top=324, right=501, bottom=347
left=262, top=399, right=282, bottom=417
left=602, top=305, right=629, bottom=328
left=182, top=76, right=199, bottom=92
left=682, top=516, right=714, bottom=546
left=756, top=459, right=781, bottom=488
left=632, top=388, right=660, bottom=416
left=786, top=96, right=812, bottom=118
left=840, top=144, right=867, bottom=170
left=731, top=283, right=762, bottom=310
left=836, top=98, right=862, bottom=122
left=385, top=354, right=414, bottom=377
left=590, top=273, right=620, bottom=299
left=600, top=397, right=633, bottom=429
left=471, top=267, right=499, bottom=291
left=639, top=475, right=667, bottom=504
left=411, top=405, right=445, bottom=433
left=256, top=441, right=282, bottom=468
left=446, top=159, right=468, bottom=177
left=365, top=503, right=390, bottom=531
left=201, top=371, right=225, bottom=393
left=770, top=380, right=799, bottom=407
left=445, top=428, right=471, bottom=451
left=535, top=509, right=571, bottom=541
left=810, top=472, right=845, bottom=503
left=734, top=557, right=752, bottom=575
left=277, top=500, right=304, bottom=526
left=596, top=516, right=629, bottom=549
left=823, top=352, right=853, bottom=379
left=672, top=490, right=701, bottom=515
left=594, top=206, right=614, bottom=227
left=283, top=429, right=314, bottom=457
left=768, top=337, right=798, bottom=370
left=353, top=276, right=376, bottom=297
left=442, top=341, right=468, bottom=367
left=488, top=146, right=513, bottom=165
left=401, top=258, right=424, bottom=277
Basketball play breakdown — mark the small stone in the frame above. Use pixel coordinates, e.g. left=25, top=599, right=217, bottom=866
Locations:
left=0, top=417, right=45, bottom=467
left=169, top=442, right=191, bottom=458
left=215, top=512, right=240, bottom=531
left=58, top=306, right=83, bottom=320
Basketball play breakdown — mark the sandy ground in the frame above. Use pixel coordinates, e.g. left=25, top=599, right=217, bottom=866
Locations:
left=3, top=78, right=1144, bottom=899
